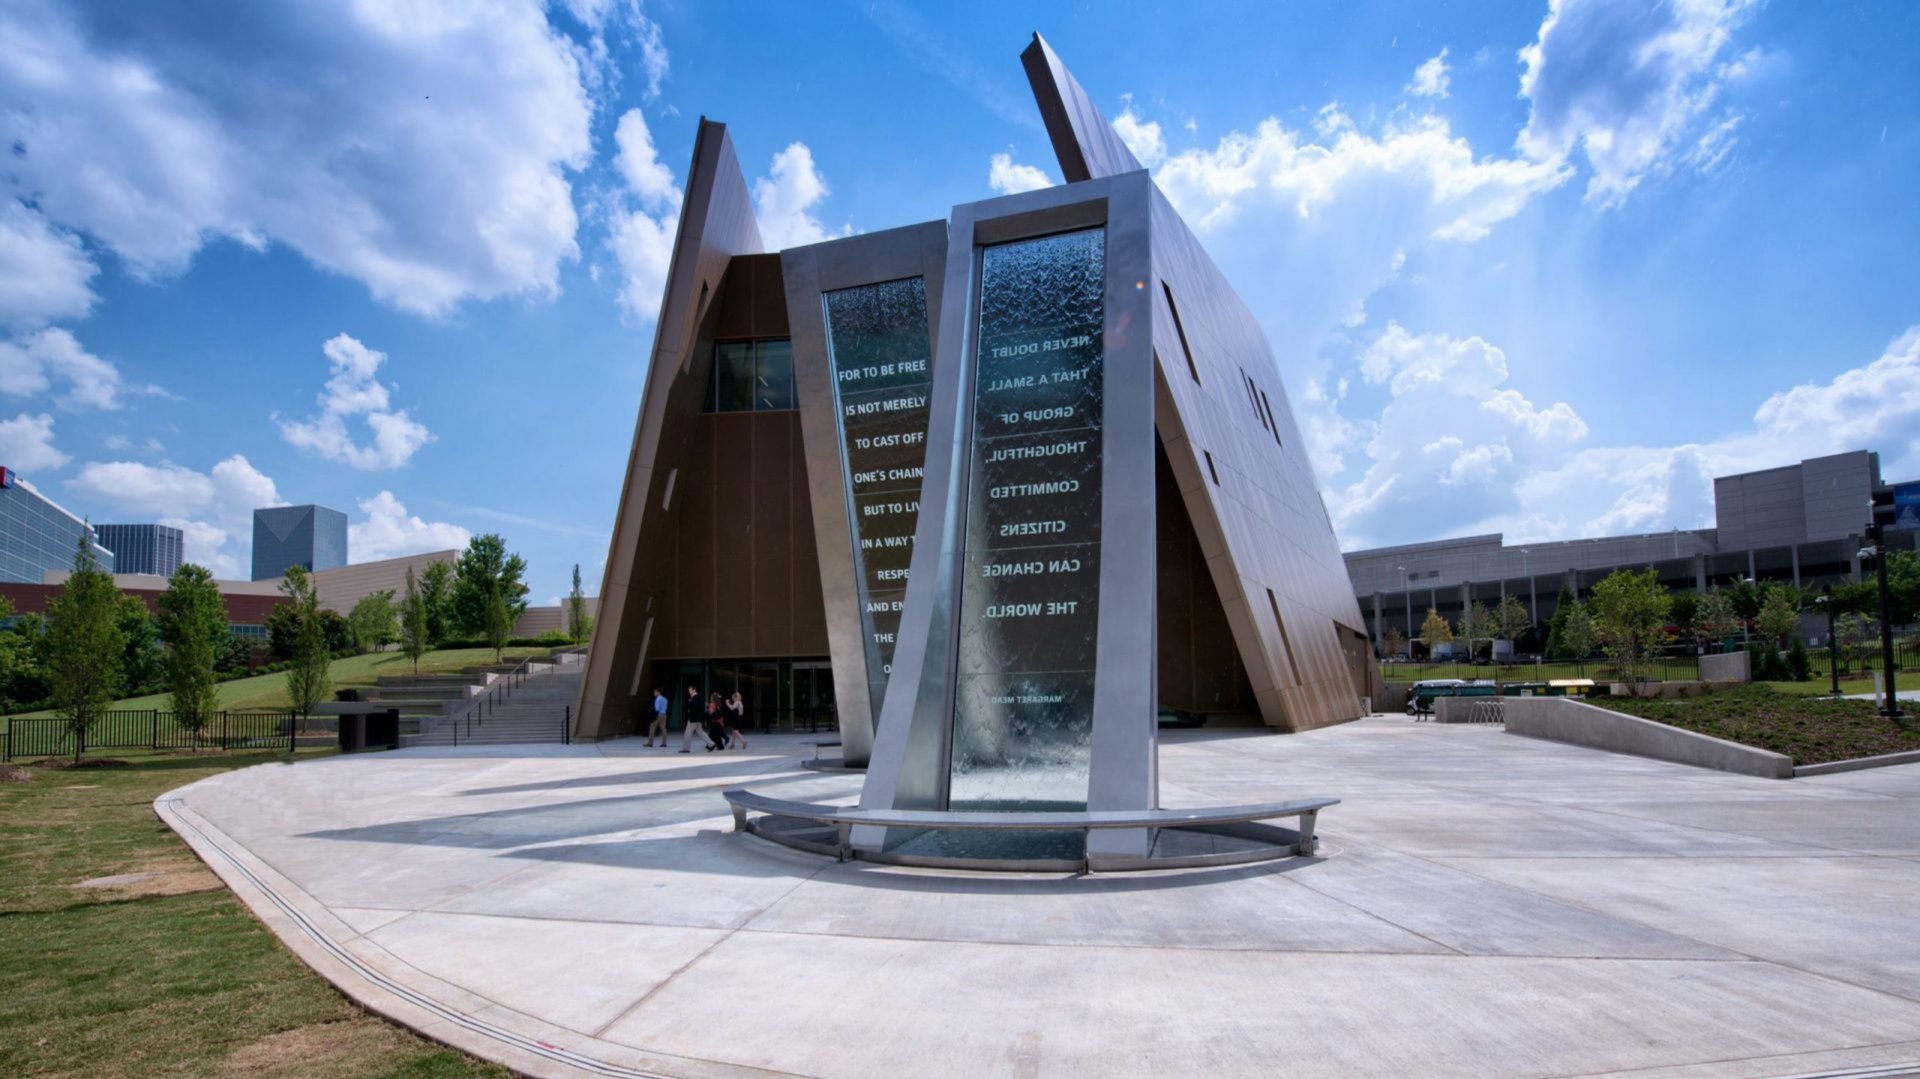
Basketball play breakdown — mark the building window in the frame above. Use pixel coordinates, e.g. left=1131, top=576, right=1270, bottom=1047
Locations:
left=707, top=339, right=796, bottom=412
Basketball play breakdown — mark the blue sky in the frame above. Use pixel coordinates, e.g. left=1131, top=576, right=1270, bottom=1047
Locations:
left=2, top=0, right=1917, bottom=602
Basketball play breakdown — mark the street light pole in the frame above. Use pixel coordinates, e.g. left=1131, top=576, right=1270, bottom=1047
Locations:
left=1821, top=585, right=1839, bottom=697
left=1871, top=529, right=1903, bottom=718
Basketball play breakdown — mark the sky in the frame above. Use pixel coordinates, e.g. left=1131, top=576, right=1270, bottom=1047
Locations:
left=2, top=0, right=1918, bottom=603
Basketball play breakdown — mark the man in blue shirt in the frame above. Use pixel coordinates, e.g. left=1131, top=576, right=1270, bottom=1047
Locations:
left=645, top=688, right=668, bottom=747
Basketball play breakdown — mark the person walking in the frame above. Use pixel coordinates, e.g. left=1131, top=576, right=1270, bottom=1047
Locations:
left=644, top=688, right=669, bottom=746
left=706, top=692, right=728, bottom=752
left=680, top=684, right=714, bottom=753
left=725, top=690, right=749, bottom=749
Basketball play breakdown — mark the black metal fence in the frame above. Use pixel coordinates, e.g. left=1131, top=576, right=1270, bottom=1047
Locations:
left=3, top=709, right=298, bottom=761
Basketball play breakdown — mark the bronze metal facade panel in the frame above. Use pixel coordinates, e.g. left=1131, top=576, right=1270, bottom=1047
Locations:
left=1019, top=34, right=1143, bottom=184
left=577, top=120, right=767, bottom=739
left=1146, top=186, right=1374, bottom=731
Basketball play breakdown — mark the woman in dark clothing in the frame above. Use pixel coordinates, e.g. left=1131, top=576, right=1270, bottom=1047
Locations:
left=706, top=692, right=727, bottom=751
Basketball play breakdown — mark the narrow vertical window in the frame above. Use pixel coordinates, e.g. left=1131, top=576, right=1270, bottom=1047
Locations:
left=1204, top=450, right=1220, bottom=486
left=1269, top=588, right=1303, bottom=686
left=1162, top=282, right=1202, bottom=385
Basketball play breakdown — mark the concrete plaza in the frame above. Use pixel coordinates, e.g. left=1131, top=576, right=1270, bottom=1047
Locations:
left=158, top=720, right=1920, bottom=1078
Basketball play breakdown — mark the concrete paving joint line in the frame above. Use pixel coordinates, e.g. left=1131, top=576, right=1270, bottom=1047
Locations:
left=154, top=793, right=682, bottom=1079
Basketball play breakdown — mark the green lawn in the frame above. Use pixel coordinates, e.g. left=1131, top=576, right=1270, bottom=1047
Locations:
left=1586, top=684, right=1920, bottom=765
left=0, top=750, right=511, bottom=1078
left=4, top=646, right=551, bottom=725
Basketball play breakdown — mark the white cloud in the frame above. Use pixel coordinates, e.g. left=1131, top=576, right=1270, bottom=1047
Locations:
left=0, top=411, right=69, bottom=471
left=1150, top=108, right=1569, bottom=365
left=349, top=490, right=472, bottom=562
left=279, top=334, right=432, bottom=470
left=1324, top=324, right=1920, bottom=553
left=72, top=452, right=281, bottom=578
left=753, top=143, right=847, bottom=250
left=1409, top=48, right=1451, bottom=99
left=72, top=460, right=216, bottom=516
left=606, top=108, right=682, bottom=320
left=0, top=200, right=97, bottom=330
left=1112, top=104, right=1166, bottom=166
left=0, top=327, right=124, bottom=409
left=1517, top=0, right=1757, bottom=208
left=987, top=152, right=1054, bottom=195
left=0, top=0, right=599, bottom=316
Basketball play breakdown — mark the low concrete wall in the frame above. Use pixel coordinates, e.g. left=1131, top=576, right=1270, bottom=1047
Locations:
left=1605, top=681, right=1714, bottom=699
left=1503, top=696, right=1793, bottom=779
left=1794, top=749, right=1920, bottom=777
left=1433, top=697, right=1504, bottom=724
left=1377, top=684, right=1410, bottom=714
left=1700, top=651, right=1750, bottom=683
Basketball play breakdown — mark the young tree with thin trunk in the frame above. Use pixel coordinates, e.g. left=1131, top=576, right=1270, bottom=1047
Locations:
left=1692, top=591, right=1737, bottom=654
left=1381, top=626, right=1406, bottom=662
left=44, top=535, right=124, bottom=762
left=400, top=566, right=428, bottom=675
left=485, top=589, right=513, bottom=663
left=347, top=590, right=397, bottom=654
left=1590, top=568, right=1672, bottom=695
left=566, top=562, right=591, bottom=643
left=1560, top=601, right=1597, bottom=663
left=281, top=567, right=330, bottom=722
left=1494, top=594, right=1531, bottom=651
left=1418, top=608, right=1453, bottom=659
left=1755, top=587, right=1800, bottom=648
left=1458, top=601, right=1496, bottom=666
left=157, top=564, right=226, bottom=745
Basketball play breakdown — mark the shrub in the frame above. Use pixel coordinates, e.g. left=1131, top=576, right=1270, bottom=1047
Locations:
left=1786, top=638, right=1812, bottom=682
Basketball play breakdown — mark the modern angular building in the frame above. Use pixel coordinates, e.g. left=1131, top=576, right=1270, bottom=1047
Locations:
left=578, top=36, right=1377, bottom=774
left=93, top=523, right=184, bottom=577
left=0, top=467, right=113, bottom=582
left=251, top=504, right=347, bottom=581
left=1345, top=450, right=1909, bottom=648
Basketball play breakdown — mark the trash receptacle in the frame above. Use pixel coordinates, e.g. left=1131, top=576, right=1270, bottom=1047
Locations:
left=365, top=709, right=399, bottom=750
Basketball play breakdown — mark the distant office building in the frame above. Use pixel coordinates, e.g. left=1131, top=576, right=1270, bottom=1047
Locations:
left=0, top=467, right=114, bottom=583
left=93, top=524, right=184, bottom=577
left=1345, top=450, right=1906, bottom=647
left=251, top=504, right=347, bottom=581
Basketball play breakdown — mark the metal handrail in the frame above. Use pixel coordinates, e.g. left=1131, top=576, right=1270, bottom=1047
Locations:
left=421, top=654, right=545, bottom=746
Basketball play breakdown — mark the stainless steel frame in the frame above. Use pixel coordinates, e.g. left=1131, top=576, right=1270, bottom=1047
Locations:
left=858, top=174, right=1159, bottom=854
left=782, top=223, right=949, bottom=768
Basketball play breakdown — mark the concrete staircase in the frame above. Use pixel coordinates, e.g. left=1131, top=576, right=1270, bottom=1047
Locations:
left=406, top=659, right=581, bottom=747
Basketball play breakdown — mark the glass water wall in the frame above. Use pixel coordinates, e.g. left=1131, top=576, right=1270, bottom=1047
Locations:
left=949, top=228, right=1107, bottom=810
left=821, top=278, right=934, bottom=723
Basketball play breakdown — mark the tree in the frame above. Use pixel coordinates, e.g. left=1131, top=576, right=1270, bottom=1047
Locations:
left=347, top=591, right=398, bottom=654
left=419, top=559, right=455, bottom=645
left=400, top=566, right=428, bottom=675
left=1418, top=608, right=1453, bottom=657
left=1560, top=601, right=1597, bottom=662
left=215, top=630, right=253, bottom=676
left=450, top=535, right=529, bottom=658
left=0, top=612, right=51, bottom=713
left=43, top=535, right=125, bottom=762
left=1754, top=587, right=1800, bottom=648
left=566, top=563, right=592, bottom=643
left=1589, top=568, right=1672, bottom=695
left=1668, top=590, right=1698, bottom=635
left=1458, top=601, right=1496, bottom=665
left=485, top=589, right=513, bottom=662
left=1381, top=626, right=1406, bottom=661
left=117, top=594, right=162, bottom=698
left=1692, top=591, right=1738, bottom=654
left=281, top=567, right=331, bottom=721
left=157, top=565, right=227, bottom=743
left=1543, top=585, right=1580, bottom=659
left=1494, top=594, right=1531, bottom=649
left=318, top=608, right=352, bottom=655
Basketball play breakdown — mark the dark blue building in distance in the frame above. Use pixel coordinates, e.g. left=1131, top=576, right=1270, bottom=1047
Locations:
left=251, top=504, right=347, bottom=580
left=93, top=523, right=184, bottom=577
left=0, top=467, right=113, bottom=583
